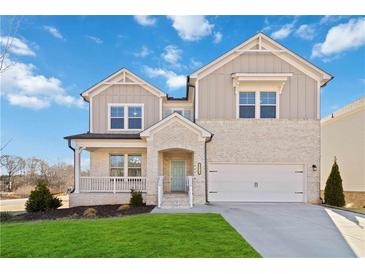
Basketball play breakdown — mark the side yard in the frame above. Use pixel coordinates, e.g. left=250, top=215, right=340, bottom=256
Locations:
left=0, top=213, right=261, bottom=258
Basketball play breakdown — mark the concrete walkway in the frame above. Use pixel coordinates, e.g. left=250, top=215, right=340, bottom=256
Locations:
left=152, top=203, right=364, bottom=258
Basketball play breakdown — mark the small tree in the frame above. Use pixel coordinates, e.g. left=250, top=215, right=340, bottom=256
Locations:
left=130, top=189, right=143, bottom=207
left=324, top=159, right=345, bottom=207
left=25, top=179, right=62, bottom=212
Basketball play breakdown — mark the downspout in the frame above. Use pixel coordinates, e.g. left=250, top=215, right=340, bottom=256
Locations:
left=204, top=135, right=213, bottom=204
left=186, top=76, right=196, bottom=123
left=67, top=139, right=76, bottom=193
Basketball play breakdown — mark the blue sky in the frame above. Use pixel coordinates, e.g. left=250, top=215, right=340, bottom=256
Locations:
left=1, top=15, right=364, bottom=167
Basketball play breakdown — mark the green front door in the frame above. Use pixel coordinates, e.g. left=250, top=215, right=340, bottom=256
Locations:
left=170, top=160, right=185, bottom=192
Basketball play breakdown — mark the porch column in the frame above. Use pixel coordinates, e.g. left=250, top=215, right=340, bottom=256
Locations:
left=74, top=145, right=84, bottom=193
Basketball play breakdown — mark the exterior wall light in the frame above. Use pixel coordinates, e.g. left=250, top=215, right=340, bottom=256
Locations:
left=197, top=163, right=202, bottom=175
left=312, top=164, right=317, bottom=172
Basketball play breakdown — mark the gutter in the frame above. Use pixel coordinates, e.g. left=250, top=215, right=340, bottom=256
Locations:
left=204, top=134, right=213, bottom=204
left=67, top=139, right=76, bottom=193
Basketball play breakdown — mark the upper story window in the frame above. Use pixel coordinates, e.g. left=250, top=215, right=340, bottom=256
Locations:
left=260, top=92, right=276, bottom=118
left=109, top=104, right=144, bottom=130
left=110, top=106, right=124, bottom=129
left=239, top=92, right=256, bottom=118
left=128, top=106, right=142, bottom=129
left=163, top=107, right=193, bottom=121
left=238, top=91, right=278, bottom=119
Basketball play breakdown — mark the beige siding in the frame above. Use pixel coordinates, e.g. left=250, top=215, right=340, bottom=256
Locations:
left=198, top=53, right=318, bottom=120
left=321, top=103, right=365, bottom=193
left=92, top=85, right=160, bottom=133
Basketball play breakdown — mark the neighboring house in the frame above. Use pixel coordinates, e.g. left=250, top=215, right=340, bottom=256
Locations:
left=65, top=33, right=332, bottom=208
left=321, top=97, right=365, bottom=208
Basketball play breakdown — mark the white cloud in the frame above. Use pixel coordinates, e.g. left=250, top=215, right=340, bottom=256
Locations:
left=134, top=16, right=157, bottom=26
left=0, top=36, right=35, bottom=56
left=312, top=18, right=365, bottom=58
left=1, top=58, right=84, bottom=110
left=161, top=45, right=182, bottom=64
left=213, top=32, right=223, bottom=43
left=144, top=66, right=186, bottom=90
left=271, top=20, right=296, bottom=40
left=43, top=26, right=63, bottom=39
left=7, top=94, right=50, bottom=109
left=85, top=35, right=103, bottom=44
left=319, top=16, right=344, bottom=25
left=133, top=46, right=151, bottom=57
left=167, top=16, right=214, bottom=41
left=295, top=24, right=316, bottom=40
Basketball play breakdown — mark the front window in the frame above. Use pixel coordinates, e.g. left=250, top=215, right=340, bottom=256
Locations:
left=109, top=104, right=143, bottom=130
left=260, top=92, right=276, bottom=118
left=239, top=92, right=256, bottom=118
left=110, top=155, right=124, bottom=176
left=128, top=155, right=142, bottom=177
left=128, top=106, right=142, bottom=129
left=110, top=106, right=124, bottom=129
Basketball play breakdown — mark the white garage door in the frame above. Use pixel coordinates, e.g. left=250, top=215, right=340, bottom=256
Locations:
left=208, top=164, right=304, bottom=202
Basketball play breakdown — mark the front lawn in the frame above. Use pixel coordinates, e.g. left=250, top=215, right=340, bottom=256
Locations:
left=0, top=213, right=261, bottom=258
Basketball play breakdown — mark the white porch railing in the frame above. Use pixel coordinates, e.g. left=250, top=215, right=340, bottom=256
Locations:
left=157, top=176, right=164, bottom=208
left=79, top=177, right=146, bottom=193
left=187, top=176, right=193, bottom=208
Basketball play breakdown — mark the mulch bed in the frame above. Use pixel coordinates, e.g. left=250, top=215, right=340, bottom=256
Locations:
left=10, top=204, right=155, bottom=222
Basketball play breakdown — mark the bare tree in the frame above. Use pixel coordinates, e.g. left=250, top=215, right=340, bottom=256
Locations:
left=0, top=155, right=25, bottom=191
left=0, top=16, right=22, bottom=73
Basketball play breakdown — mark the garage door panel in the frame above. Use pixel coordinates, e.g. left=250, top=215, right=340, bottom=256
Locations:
left=208, top=164, right=304, bottom=202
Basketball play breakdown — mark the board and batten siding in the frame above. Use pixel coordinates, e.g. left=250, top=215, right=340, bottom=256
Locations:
left=92, top=85, right=160, bottom=133
left=198, top=53, right=318, bottom=120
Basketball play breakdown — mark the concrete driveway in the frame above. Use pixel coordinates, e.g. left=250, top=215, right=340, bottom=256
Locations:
left=153, top=203, right=364, bottom=258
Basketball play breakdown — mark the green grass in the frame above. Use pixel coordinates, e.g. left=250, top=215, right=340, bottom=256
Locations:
left=0, top=213, right=261, bottom=258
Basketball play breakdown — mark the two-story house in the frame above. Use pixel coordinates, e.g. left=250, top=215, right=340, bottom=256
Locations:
left=65, top=33, right=332, bottom=208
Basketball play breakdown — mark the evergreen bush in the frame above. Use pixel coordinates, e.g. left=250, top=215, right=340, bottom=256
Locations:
left=324, top=159, right=345, bottom=207
left=25, top=179, right=62, bottom=212
left=130, top=189, right=143, bottom=207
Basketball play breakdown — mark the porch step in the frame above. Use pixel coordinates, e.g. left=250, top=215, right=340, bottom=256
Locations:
left=161, top=193, right=190, bottom=208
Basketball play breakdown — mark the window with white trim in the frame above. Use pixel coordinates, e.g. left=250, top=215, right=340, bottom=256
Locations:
left=239, top=92, right=256, bottom=118
left=110, top=106, right=124, bottom=129
left=110, top=155, right=124, bottom=176
left=128, top=106, right=142, bottom=129
left=260, top=92, right=276, bottom=118
left=128, top=155, right=142, bottom=177
left=109, top=104, right=143, bottom=130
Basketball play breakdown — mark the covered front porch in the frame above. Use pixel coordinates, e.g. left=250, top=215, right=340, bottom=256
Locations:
left=66, top=113, right=212, bottom=208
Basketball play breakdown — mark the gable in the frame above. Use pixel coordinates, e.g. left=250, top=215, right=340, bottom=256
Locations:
left=190, top=33, right=332, bottom=87
left=81, top=68, right=166, bottom=102
left=140, top=112, right=212, bottom=139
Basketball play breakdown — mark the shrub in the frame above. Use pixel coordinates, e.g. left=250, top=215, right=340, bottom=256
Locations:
left=324, top=159, right=345, bottom=207
left=0, top=211, right=13, bottom=222
left=117, top=204, right=130, bottom=211
left=25, top=179, right=63, bottom=212
left=83, top=208, right=97, bottom=218
left=130, top=189, right=143, bottom=207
